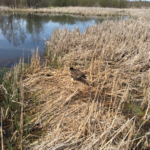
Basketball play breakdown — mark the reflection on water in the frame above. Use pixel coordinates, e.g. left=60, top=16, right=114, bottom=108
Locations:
left=0, top=12, right=129, bottom=67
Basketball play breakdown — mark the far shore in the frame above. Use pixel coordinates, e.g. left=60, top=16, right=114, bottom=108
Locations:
left=0, top=6, right=142, bottom=17
left=1, top=6, right=150, bottom=20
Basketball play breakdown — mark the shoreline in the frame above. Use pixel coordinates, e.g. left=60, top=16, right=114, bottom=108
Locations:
left=0, top=6, right=130, bottom=17
left=1, top=6, right=150, bottom=20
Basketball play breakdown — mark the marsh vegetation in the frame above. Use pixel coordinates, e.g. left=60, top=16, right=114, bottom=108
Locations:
left=0, top=15, right=150, bottom=149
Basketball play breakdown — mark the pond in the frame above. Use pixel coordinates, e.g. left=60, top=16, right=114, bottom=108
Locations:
left=0, top=12, right=129, bottom=68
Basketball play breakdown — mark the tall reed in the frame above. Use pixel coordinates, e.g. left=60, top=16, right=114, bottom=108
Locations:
left=1, top=18, right=150, bottom=150
left=32, top=18, right=149, bottom=150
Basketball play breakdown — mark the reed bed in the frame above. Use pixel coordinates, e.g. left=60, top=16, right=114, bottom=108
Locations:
left=0, top=19, right=150, bottom=149
left=1, top=6, right=150, bottom=20
left=0, top=6, right=10, bottom=11
left=0, top=6, right=128, bottom=16
left=127, top=8, right=150, bottom=20
left=30, top=19, right=150, bottom=149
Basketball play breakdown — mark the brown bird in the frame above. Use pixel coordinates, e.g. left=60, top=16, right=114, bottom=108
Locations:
left=70, top=67, right=89, bottom=85
left=70, top=67, right=86, bottom=80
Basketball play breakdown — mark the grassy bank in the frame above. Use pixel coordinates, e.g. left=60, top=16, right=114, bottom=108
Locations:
left=0, top=6, right=129, bottom=17
left=1, top=6, right=150, bottom=20
left=0, top=18, right=150, bottom=149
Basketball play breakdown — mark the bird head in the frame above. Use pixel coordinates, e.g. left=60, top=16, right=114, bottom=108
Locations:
left=70, top=67, right=74, bottom=70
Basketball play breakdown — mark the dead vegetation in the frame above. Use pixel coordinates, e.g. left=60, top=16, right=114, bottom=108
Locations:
left=1, top=6, right=150, bottom=20
left=0, top=18, right=150, bottom=149
left=0, top=6, right=128, bottom=16
left=29, top=19, right=150, bottom=149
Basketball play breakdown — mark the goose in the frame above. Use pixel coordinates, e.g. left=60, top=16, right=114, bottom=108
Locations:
left=70, top=67, right=86, bottom=80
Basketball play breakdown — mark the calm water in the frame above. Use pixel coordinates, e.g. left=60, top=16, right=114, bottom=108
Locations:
left=0, top=12, right=129, bottom=67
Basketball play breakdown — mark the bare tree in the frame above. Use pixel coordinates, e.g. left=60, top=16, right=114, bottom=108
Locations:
left=26, top=0, right=48, bottom=8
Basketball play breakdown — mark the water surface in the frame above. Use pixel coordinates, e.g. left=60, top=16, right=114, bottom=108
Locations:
left=0, top=12, right=129, bottom=67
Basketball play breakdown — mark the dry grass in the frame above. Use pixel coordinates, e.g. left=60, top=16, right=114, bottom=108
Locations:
left=0, top=6, right=128, bottom=16
left=1, top=15, right=150, bottom=149
left=23, top=19, right=150, bottom=149
left=1, top=6, right=150, bottom=20
left=127, top=8, right=150, bottom=20
left=0, top=6, right=10, bottom=11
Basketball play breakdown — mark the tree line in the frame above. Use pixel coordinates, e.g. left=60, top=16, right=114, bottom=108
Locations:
left=0, top=0, right=145, bottom=8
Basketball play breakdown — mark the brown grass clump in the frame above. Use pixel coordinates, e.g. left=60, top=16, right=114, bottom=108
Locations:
left=127, top=8, right=150, bottom=20
left=0, top=6, right=10, bottom=11
left=1, top=18, right=150, bottom=149
left=46, top=19, right=150, bottom=73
